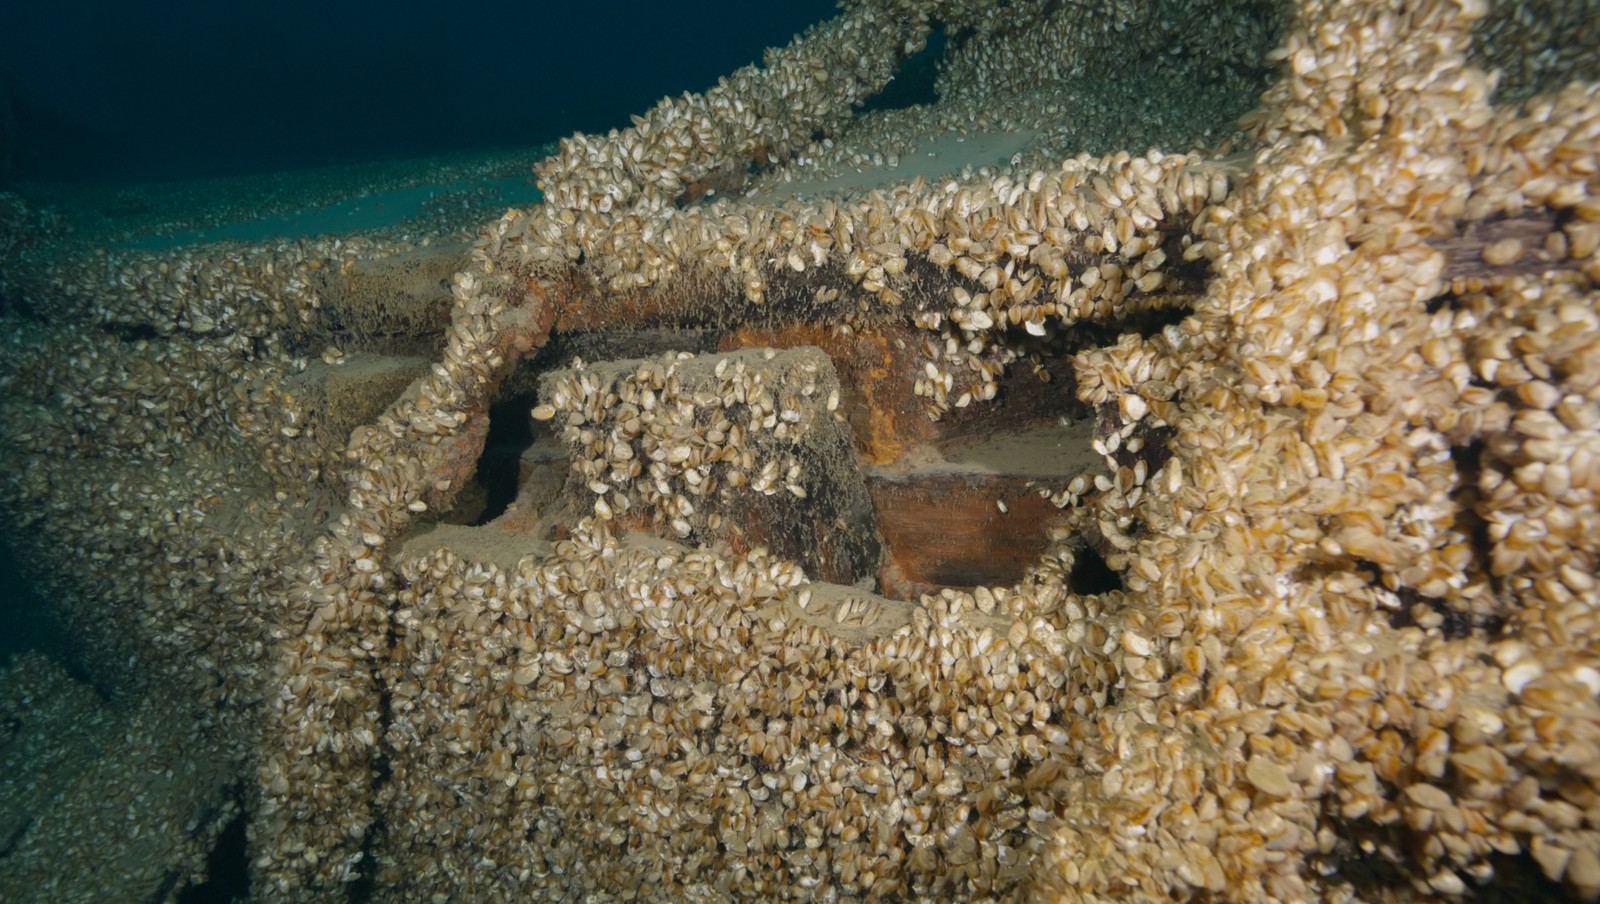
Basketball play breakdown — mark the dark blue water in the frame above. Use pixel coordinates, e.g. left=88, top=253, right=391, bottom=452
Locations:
left=0, top=0, right=838, bottom=185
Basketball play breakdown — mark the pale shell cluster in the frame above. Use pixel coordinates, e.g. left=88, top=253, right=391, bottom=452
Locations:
left=373, top=521, right=1131, bottom=899
left=538, top=349, right=831, bottom=534
left=1, top=0, right=1599, bottom=901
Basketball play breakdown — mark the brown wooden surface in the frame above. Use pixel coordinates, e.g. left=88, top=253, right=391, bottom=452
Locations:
left=865, top=468, right=1069, bottom=597
left=721, top=323, right=930, bottom=464
left=721, top=323, right=1087, bottom=466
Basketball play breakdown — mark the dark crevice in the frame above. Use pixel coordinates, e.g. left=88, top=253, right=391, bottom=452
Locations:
left=1376, top=440, right=1508, bottom=639
left=858, top=27, right=946, bottom=113
left=945, top=25, right=978, bottom=53
left=453, top=392, right=539, bottom=526
left=1451, top=441, right=1489, bottom=539
left=1351, top=559, right=1386, bottom=592
left=1115, top=422, right=1175, bottom=478
left=345, top=820, right=383, bottom=903
left=341, top=594, right=404, bottom=902
left=1313, top=820, right=1410, bottom=899
left=0, top=286, right=38, bottom=320
left=1450, top=439, right=1505, bottom=604
left=1116, top=302, right=1196, bottom=340
left=1320, top=819, right=1574, bottom=902
left=176, top=802, right=250, bottom=904
left=105, top=322, right=161, bottom=342
left=1424, top=289, right=1460, bottom=314
left=1387, top=586, right=1478, bottom=640
left=1475, top=852, right=1580, bottom=902
left=1067, top=539, right=1122, bottom=595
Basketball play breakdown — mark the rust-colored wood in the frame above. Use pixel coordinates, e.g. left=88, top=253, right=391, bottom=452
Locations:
left=720, top=323, right=931, bottom=464
left=721, top=323, right=1089, bottom=466
left=545, top=274, right=718, bottom=334
left=865, top=468, right=1069, bottom=593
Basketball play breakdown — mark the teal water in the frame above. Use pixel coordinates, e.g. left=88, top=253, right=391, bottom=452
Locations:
left=124, top=175, right=543, bottom=250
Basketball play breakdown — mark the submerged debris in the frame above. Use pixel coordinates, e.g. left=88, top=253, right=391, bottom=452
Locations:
left=2, top=0, right=1599, bottom=901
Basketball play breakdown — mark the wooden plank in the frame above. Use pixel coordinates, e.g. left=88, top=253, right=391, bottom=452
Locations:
left=867, top=469, right=1070, bottom=597
left=864, top=417, right=1097, bottom=595
left=720, top=323, right=1087, bottom=465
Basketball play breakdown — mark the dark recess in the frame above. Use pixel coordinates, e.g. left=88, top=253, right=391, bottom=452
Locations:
left=858, top=26, right=946, bottom=113
left=469, top=392, right=540, bottom=526
left=176, top=805, right=249, bottom=904
left=1068, top=539, right=1123, bottom=595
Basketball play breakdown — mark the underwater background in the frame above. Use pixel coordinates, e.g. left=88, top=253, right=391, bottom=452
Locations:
left=0, top=0, right=837, bottom=666
left=5, top=0, right=1600, bottom=901
left=0, top=1, right=840, bottom=184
